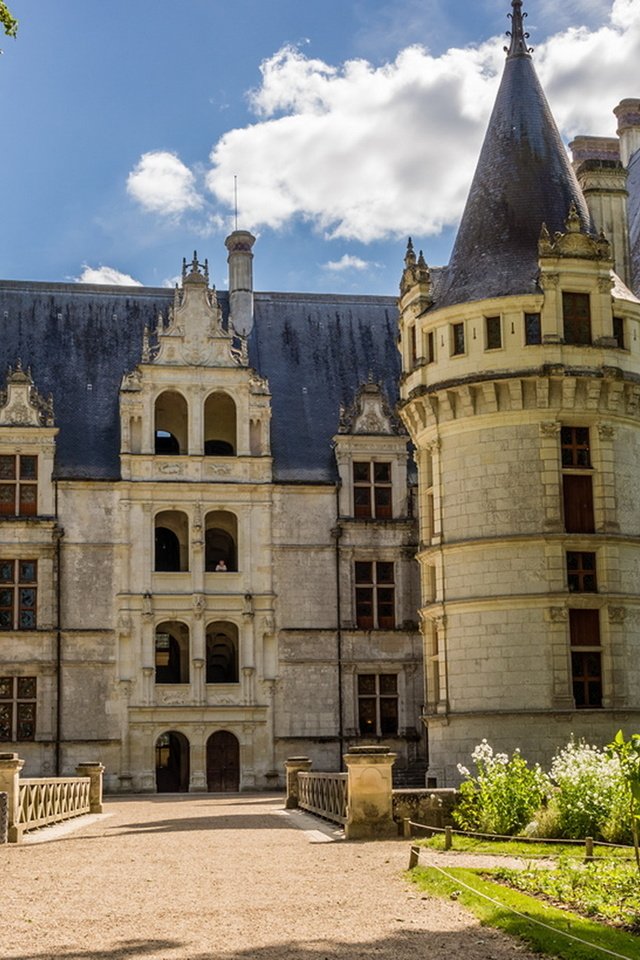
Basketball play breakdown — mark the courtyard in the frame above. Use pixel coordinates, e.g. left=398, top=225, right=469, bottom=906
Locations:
left=0, top=794, right=539, bottom=960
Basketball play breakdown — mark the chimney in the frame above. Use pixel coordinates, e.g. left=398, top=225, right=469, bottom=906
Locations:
left=614, top=99, right=640, bottom=167
left=225, top=231, right=256, bottom=336
left=570, top=135, right=631, bottom=287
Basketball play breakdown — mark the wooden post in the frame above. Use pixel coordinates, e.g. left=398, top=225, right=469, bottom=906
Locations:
left=76, top=762, right=105, bottom=813
left=283, top=757, right=312, bottom=809
left=445, top=825, right=453, bottom=850
left=0, top=791, right=7, bottom=844
left=0, top=753, right=25, bottom=843
left=408, top=845, right=420, bottom=868
left=403, top=817, right=412, bottom=839
left=585, top=836, right=594, bottom=862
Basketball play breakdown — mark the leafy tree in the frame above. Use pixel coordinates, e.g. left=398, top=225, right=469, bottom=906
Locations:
left=0, top=2, right=17, bottom=38
left=608, top=730, right=640, bottom=871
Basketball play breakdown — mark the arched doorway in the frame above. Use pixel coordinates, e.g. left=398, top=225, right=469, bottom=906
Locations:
left=155, top=731, right=190, bottom=792
left=206, top=731, right=240, bottom=792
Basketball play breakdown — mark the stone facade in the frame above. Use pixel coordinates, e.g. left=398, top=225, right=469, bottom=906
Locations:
left=0, top=253, right=424, bottom=792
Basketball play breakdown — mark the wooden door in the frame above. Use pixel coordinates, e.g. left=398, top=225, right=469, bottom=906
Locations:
left=207, top=731, right=240, bottom=792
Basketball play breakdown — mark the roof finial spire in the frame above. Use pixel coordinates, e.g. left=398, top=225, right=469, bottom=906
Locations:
left=505, top=0, right=533, bottom=59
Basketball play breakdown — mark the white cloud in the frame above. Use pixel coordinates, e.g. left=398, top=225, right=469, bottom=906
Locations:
left=324, top=254, right=375, bottom=272
left=127, top=1, right=640, bottom=249
left=75, top=265, right=142, bottom=286
left=127, top=151, right=203, bottom=216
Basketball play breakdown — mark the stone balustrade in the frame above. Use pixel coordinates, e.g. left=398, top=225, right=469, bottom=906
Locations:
left=0, top=754, right=104, bottom=843
left=285, top=745, right=397, bottom=840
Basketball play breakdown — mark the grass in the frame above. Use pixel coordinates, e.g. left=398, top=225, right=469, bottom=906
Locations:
left=409, top=865, right=640, bottom=960
left=417, top=832, right=634, bottom=860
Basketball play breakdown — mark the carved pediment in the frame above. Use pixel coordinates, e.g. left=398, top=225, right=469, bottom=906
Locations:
left=143, top=252, right=249, bottom=369
left=400, top=237, right=432, bottom=300
left=0, top=361, right=55, bottom=427
left=538, top=205, right=612, bottom=263
left=339, top=378, right=402, bottom=435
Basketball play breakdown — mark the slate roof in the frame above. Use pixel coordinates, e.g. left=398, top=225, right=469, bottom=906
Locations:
left=627, top=146, right=640, bottom=297
left=437, top=34, right=593, bottom=309
left=0, top=281, right=401, bottom=484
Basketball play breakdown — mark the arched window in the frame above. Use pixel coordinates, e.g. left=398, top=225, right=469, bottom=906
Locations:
left=204, top=392, right=236, bottom=456
left=154, top=511, right=189, bottom=572
left=205, top=511, right=238, bottom=572
left=206, top=622, right=239, bottom=683
left=155, top=391, right=188, bottom=455
left=155, top=621, right=190, bottom=684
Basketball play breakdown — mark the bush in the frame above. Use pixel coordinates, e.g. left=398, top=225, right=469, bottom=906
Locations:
left=454, top=740, right=550, bottom=836
left=549, top=738, right=629, bottom=842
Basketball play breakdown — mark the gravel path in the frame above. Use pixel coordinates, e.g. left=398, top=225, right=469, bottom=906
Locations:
left=0, top=795, right=540, bottom=960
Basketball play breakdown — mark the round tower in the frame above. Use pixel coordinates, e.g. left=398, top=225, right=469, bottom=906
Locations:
left=399, top=1, right=640, bottom=785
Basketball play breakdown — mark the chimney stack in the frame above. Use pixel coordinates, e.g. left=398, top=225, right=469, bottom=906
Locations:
left=225, top=231, right=256, bottom=336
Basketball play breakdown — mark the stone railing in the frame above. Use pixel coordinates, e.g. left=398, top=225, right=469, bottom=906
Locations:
left=0, top=754, right=104, bottom=843
left=285, top=746, right=397, bottom=840
left=298, top=771, right=348, bottom=825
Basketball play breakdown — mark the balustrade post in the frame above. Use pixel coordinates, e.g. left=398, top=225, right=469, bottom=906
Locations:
left=284, top=756, right=312, bottom=809
left=76, top=762, right=105, bottom=813
left=0, top=753, right=25, bottom=843
left=343, top=745, right=396, bottom=840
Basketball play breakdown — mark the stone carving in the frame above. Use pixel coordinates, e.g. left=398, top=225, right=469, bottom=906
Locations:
left=0, top=361, right=55, bottom=427
left=538, top=206, right=612, bottom=263
left=548, top=606, right=568, bottom=623
left=159, top=462, right=185, bottom=476
left=339, top=378, right=402, bottom=435
left=539, top=421, right=561, bottom=437
left=608, top=606, right=626, bottom=624
left=597, top=423, right=615, bottom=441
left=192, top=594, right=205, bottom=620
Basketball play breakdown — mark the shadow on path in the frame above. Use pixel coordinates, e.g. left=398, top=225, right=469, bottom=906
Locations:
left=114, top=812, right=293, bottom=835
left=4, top=926, right=530, bottom=960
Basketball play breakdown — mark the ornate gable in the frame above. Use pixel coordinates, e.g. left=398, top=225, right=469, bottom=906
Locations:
left=0, top=361, right=54, bottom=428
left=538, top=205, right=612, bottom=264
left=339, top=379, right=402, bottom=436
left=143, top=253, right=248, bottom=369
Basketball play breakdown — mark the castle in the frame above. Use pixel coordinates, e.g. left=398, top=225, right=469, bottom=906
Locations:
left=1, top=2, right=639, bottom=790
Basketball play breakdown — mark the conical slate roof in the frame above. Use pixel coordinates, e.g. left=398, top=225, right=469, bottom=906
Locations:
left=438, top=2, right=593, bottom=309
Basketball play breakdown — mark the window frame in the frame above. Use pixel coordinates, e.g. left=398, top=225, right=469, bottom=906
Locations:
left=0, top=454, right=38, bottom=517
left=357, top=673, right=399, bottom=737
left=569, top=608, right=603, bottom=709
left=485, top=315, right=502, bottom=350
left=562, top=291, right=592, bottom=346
left=451, top=322, right=465, bottom=356
left=354, top=560, right=395, bottom=630
left=352, top=461, right=392, bottom=520
left=0, top=676, right=37, bottom=741
left=0, top=559, right=37, bottom=630
left=524, top=312, right=542, bottom=345
left=566, top=551, right=597, bottom=593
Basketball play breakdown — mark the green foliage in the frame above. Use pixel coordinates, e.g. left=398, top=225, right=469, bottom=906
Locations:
left=607, top=730, right=640, bottom=870
left=409, top=865, right=640, bottom=960
left=453, top=740, right=550, bottom=836
left=550, top=737, right=630, bottom=842
left=0, top=2, right=17, bottom=39
left=496, top=858, right=640, bottom=932
left=419, top=834, right=632, bottom=859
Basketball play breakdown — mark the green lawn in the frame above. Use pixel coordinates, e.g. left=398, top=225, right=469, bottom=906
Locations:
left=409, top=865, right=640, bottom=960
left=418, top=832, right=634, bottom=861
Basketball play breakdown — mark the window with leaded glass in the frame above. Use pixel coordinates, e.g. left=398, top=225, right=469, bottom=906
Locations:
left=357, top=674, right=398, bottom=736
left=355, top=561, right=395, bottom=629
left=353, top=462, right=392, bottom=519
left=561, top=427, right=591, bottom=468
left=0, top=455, right=37, bottom=517
left=567, top=552, right=597, bottom=592
left=569, top=609, right=602, bottom=708
left=451, top=322, right=465, bottom=356
left=0, top=560, right=37, bottom=630
left=485, top=316, right=501, bottom=350
left=0, top=676, right=37, bottom=741
left=524, top=313, right=542, bottom=345
left=613, top=316, right=625, bottom=350
left=563, top=292, right=591, bottom=345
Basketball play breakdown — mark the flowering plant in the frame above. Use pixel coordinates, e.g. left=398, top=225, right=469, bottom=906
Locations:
left=549, top=737, right=627, bottom=841
left=454, top=740, right=550, bottom=836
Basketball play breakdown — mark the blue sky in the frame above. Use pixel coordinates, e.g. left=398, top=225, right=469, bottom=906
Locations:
left=1, top=0, right=636, bottom=294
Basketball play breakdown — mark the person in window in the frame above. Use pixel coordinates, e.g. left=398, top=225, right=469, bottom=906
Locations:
left=215, top=559, right=228, bottom=572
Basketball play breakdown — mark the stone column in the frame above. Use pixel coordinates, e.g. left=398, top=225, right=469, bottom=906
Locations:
left=0, top=753, right=25, bottom=842
left=284, top=756, right=312, bottom=809
left=344, top=746, right=397, bottom=840
left=76, top=762, right=105, bottom=813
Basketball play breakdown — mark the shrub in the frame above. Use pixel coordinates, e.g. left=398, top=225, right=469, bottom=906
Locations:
left=454, top=740, right=550, bottom=836
left=549, top=738, right=628, bottom=841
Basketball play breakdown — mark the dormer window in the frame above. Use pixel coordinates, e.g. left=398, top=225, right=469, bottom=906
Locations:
left=0, top=455, right=37, bottom=517
left=353, top=462, right=392, bottom=519
left=563, top=292, right=591, bottom=345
